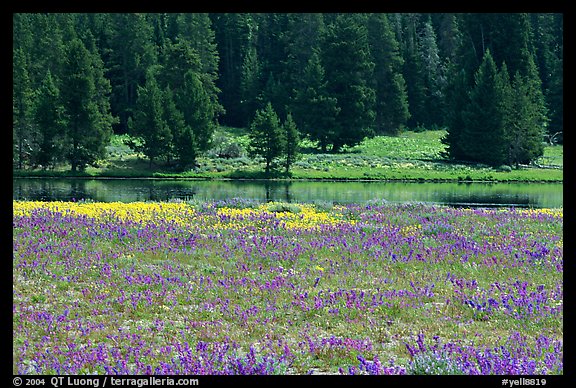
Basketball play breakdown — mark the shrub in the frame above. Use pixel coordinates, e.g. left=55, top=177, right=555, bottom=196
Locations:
left=407, top=351, right=465, bottom=375
left=312, top=200, right=335, bottom=211
left=267, top=202, right=301, bottom=214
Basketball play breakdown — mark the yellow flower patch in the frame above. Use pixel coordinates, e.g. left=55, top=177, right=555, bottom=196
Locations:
left=215, top=202, right=354, bottom=231
left=13, top=201, right=195, bottom=226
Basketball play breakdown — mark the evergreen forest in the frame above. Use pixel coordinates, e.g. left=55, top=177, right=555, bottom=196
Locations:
left=13, top=13, right=563, bottom=173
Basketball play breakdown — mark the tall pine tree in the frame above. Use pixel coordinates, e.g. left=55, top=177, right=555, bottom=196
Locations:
left=248, top=102, right=285, bottom=175
left=292, top=51, right=339, bottom=152
left=174, top=70, right=216, bottom=167
left=60, top=38, right=114, bottom=172
left=107, top=13, right=157, bottom=133
left=460, top=50, right=507, bottom=166
left=367, top=13, right=410, bottom=134
left=321, top=14, right=376, bottom=152
left=32, top=71, right=66, bottom=169
left=283, top=112, right=300, bottom=175
left=13, top=47, right=34, bottom=170
left=129, top=69, right=172, bottom=166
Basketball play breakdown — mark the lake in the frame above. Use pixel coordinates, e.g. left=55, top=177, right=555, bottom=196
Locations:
left=12, top=178, right=563, bottom=208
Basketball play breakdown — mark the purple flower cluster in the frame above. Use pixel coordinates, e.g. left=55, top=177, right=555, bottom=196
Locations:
left=404, top=332, right=563, bottom=375
left=341, top=355, right=407, bottom=375
left=13, top=201, right=562, bottom=374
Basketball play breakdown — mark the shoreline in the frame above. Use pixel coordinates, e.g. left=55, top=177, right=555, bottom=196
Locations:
left=12, top=174, right=563, bottom=184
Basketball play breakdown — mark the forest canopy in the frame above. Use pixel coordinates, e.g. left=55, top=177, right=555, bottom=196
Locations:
left=13, top=13, right=563, bottom=171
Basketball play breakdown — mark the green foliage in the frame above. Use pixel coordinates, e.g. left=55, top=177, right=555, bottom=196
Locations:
left=241, top=46, right=262, bottom=127
left=60, top=38, right=114, bottom=172
left=460, top=50, right=507, bottom=167
left=107, top=13, right=157, bottom=133
left=129, top=70, right=173, bottom=165
left=13, top=12, right=562, bottom=174
left=291, top=51, right=338, bottom=152
left=248, top=102, right=285, bottom=175
left=283, top=113, right=300, bottom=174
left=367, top=14, right=409, bottom=135
left=177, top=70, right=215, bottom=152
left=13, top=46, right=34, bottom=170
left=267, top=202, right=301, bottom=213
left=32, top=71, right=66, bottom=168
left=321, top=14, right=376, bottom=152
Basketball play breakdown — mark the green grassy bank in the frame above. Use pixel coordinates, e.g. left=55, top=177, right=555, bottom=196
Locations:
left=13, top=129, right=563, bottom=183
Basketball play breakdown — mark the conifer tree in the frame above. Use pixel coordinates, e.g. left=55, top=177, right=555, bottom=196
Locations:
left=240, top=45, right=262, bottom=127
left=175, top=70, right=215, bottom=167
left=248, top=102, right=285, bottom=175
left=13, top=47, right=34, bottom=170
left=460, top=50, right=507, bottom=166
left=210, top=13, right=252, bottom=127
left=32, top=71, right=66, bottom=169
left=321, top=14, right=376, bottom=152
left=418, top=17, right=446, bottom=127
left=367, top=13, right=410, bottom=134
left=172, top=13, right=224, bottom=119
left=129, top=70, right=172, bottom=166
left=442, top=67, right=470, bottom=161
left=282, top=13, right=325, bottom=114
left=107, top=13, right=157, bottom=133
left=283, top=112, right=300, bottom=175
left=398, top=13, right=428, bottom=129
left=60, top=38, right=114, bottom=172
left=506, top=69, right=546, bottom=167
left=292, top=51, right=339, bottom=152
left=162, top=86, right=188, bottom=166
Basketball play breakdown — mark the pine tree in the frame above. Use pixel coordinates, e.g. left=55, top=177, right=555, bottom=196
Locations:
left=321, top=14, right=376, bottom=152
left=367, top=13, right=410, bottom=134
left=85, top=31, right=117, bottom=148
left=162, top=86, right=188, bottom=166
left=398, top=13, right=427, bottom=129
left=418, top=17, right=446, bottom=127
left=282, top=13, right=326, bottom=114
left=13, top=47, right=34, bottom=170
left=532, top=13, right=562, bottom=142
left=129, top=70, right=172, bottom=166
left=442, top=67, right=470, bottom=161
left=546, top=55, right=563, bottom=142
left=240, top=45, right=262, bottom=127
left=175, top=70, right=216, bottom=166
left=60, top=38, right=114, bottom=172
left=292, top=51, right=339, bottom=152
left=25, top=14, right=66, bottom=90
left=173, top=13, right=224, bottom=119
left=107, top=13, right=158, bottom=133
left=210, top=13, right=252, bottom=127
left=32, top=71, right=66, bottom=169
left=283, top=112, right=300, bottom=175
left=506, top=68, right=546, bottom=167
left=248, top=102, right=285, bottom=175
left=460, top=50, right=507, bottom=166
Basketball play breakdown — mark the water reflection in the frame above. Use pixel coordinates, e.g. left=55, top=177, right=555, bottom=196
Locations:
left=13, top=178, right=563, bottom=208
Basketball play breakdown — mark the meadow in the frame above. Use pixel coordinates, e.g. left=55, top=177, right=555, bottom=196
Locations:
left=13, top=200, right=563, bottom=375
left=14, top=129, right=563, bottom=182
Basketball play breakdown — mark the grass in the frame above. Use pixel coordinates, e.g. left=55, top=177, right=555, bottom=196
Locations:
left=13, top=128, right=563, bottom=182
left=13, top=200, right=563, bottom=375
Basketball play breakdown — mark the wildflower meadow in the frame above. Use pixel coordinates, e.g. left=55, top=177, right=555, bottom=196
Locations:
left=13, top=200, right=563, bottom=375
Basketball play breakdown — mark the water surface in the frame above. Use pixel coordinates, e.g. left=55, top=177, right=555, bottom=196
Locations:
left=12, top=178, right=563, bottom=208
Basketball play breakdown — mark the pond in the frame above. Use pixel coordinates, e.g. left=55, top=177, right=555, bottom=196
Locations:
left=12, top=178, right=563, bottom=208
